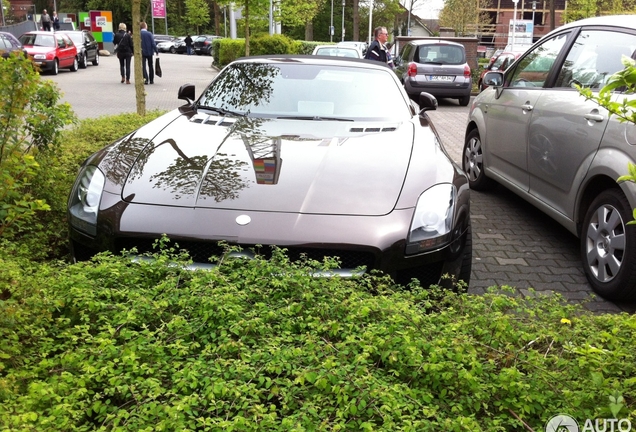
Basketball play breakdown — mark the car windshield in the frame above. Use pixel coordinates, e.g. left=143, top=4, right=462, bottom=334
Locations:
left=197, top=62, right=410, bottom=120
left=66, top=33, right=83, bottom=45
left=19, top=33, right=56, bottom=48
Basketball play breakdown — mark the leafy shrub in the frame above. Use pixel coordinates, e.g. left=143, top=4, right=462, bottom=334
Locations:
left=0, top=246, right=634, bottom=431
left=217, top=38, right=247, bottom=67
left=0, top=54, right=74, bottom=239
left=4, top=112, right=164, bottom=261
left=250, top=34, right=295, bottom=56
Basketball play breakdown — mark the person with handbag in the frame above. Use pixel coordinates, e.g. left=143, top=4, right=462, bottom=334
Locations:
left=113, top=23, right=133, bottom=84
left=140, top=21, right=158, bottom=85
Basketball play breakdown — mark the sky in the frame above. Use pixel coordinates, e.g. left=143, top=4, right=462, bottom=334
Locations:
left=412, top=0, right=444, bottom=19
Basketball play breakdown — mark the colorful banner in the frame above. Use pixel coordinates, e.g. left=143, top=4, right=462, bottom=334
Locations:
left=78, top=11, right=114, bottom=49
left=152, top=0, right=166, bottom=18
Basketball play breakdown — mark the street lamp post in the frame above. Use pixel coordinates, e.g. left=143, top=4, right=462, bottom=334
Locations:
left=532, top=1, right=537, bottom=25
left=330, top=0, right=333, bottom=42
left=512, top=0, right=519, bottom=49
left=341, top=0, right=345, bottom=42
left=368, top=0, right=373, bottom=45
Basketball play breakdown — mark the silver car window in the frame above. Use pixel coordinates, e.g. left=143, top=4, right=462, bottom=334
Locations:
left=508, top=32, right=569, bottom=88
left=554, top=30, right=636, bottom=89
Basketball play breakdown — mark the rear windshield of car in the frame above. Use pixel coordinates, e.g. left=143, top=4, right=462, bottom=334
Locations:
left=198, top=62, right=410, bottom=120
left=414, top=44, right=465, bottom=65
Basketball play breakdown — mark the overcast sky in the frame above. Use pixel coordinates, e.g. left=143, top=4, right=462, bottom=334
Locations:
left=412, top=0, right=444, bottom=19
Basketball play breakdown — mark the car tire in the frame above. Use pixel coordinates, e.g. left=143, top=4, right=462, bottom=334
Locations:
left=581, top=189, right=636, bottom=301
left=92, top=52, right=99, bottom=66
left=69, top=57, right=78, bottom=72
left=459, top=95, right=470, bottom=106
left=170, top=47, right=176, bottom=54
left=462, top=129, right=495, bottom=191
left=80, top=53, right=87, bottom=69
left=51, top=59, right=59, bottom=75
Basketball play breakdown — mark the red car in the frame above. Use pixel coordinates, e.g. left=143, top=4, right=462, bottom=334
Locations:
left=478, top=51, right=520, bottom=92
left=19, top=31, right=78, bottom=75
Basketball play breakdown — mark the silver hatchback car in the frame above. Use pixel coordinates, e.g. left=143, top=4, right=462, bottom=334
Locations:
left=464, top=15, right=636, bottom=302
left=396, top=40, right=472, bottom=106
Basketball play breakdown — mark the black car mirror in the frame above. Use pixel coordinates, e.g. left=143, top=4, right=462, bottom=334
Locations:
left=178, top=84, right=196, bottom=105
left=418, top=92, right=438, bottom=113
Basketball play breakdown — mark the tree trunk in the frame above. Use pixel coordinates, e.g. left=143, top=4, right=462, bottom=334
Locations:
left=245, top=1, right=250, bottom=56
left=549, top=0, right=555, bottom=30
left=305, top=21, right=314, bottom=41
left=352, top=0, right=359, bottom=41
left=132, top=0, right=146, bottom=116
left=214, top=2, right=221, bottom=35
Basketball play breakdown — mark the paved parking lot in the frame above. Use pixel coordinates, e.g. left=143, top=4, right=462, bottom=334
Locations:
left=47, top=53, right=635, bottom=313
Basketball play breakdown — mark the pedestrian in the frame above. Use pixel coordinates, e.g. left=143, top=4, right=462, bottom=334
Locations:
left=40, top=9, right=52, bottom=31
left=114, top=23, right=133, bottom=84
left=365, top=26, right=391, bottom=67
left=52, top=11, right=60, bottom=30
left=140, top=21, right=158, bottom=85
left=184, top=34, right=193, bottom=56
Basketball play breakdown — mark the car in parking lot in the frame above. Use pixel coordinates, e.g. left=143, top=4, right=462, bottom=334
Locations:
left=157, top=36, right=183, bottom=53
left=337, top=41, right=367, bottom=56
left=0, top=31, right=26, bottom=58
left=464, top=15, right=636, bottom=301
left=311, top=45, right=362, bottom=58
left=395, top=40, right=472, bottom=106
left=57, top=30, right=99, bottom=68
left=193, top=35, right=221, bottom=56
left=68, top=55, right=472, bottom=288
left=19, top=31, right=78, bottom=74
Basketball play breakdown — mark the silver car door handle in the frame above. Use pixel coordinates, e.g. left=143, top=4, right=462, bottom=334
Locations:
left=584, top=112, right=604, bottom=122
left=521, top=104, right=533, bottom=111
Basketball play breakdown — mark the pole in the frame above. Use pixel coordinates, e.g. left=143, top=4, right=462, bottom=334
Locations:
left=341, top=0, right=345, bottom=42
left=0, top=0, right=5, bottom=26
left=330, top=0, right=333, bottom=42
left=512, top=0, right=518, bottom=49
left=368, top=0, right=373, bottom=45
left=407, top=0, right=412, bottom=36
left=269, top=0, right=273, bottom=35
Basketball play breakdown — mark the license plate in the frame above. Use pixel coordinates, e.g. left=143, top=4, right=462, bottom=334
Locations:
left=430, top=75, right=454, bottom=81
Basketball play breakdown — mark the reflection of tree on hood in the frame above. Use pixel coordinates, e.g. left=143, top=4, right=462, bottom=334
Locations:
left=198, top=63, right=280, bottom=112
left=148, top=138, right=250, bottom=202
left=101, top=136, right=152, bottom=185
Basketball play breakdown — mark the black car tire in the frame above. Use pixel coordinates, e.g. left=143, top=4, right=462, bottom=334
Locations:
left=92, top=52, right=99, bottom=66
left=52, top=59, right=59, bottom=75
left=80, top=53, right=87, bottom=69
left=462, top=129, right=495, bottom=191
left=581, top=188, right=636, bottom=302
left=69, top=57, right=78, bottom=72
left=170, top=46, right=176, bottom=54
left=459, top=95, right=470, bottom=106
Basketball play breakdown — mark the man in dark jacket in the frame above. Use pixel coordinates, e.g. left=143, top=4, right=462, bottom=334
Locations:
left=365, top=26, right=391, bottom=67
left=140, top=21, right=158, bottom=84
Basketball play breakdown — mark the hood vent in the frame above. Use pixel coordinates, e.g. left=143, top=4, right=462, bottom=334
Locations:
left=350, top=126, right=398, bottom=133
left=190, top=113, right=236, bottom=127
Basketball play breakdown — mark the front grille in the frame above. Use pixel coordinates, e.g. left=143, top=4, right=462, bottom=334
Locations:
left=395, top=261, right=444, bottom=288
left=115, top=237, right=376, bottom=270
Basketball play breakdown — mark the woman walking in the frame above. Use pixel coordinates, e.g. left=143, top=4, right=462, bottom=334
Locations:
left=114, top=23, right=133, bottom=84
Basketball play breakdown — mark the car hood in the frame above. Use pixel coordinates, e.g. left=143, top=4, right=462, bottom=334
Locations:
left=24, top=46, right=55, bottom=55
left=120, top=113, right=418, bottom=216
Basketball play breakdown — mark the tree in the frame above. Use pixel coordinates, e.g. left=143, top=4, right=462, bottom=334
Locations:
left=564, top=0, right=636, bottom=22
left=280, top=0, right=325, bottom=41
left=131, top=0, right=146, bottom=116
left=438, top=0, right=492, bottom=36
left=185, top=0, right=211, bottom=33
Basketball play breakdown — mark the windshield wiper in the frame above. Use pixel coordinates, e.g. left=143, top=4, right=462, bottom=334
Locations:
left=276, top=115, right=353, bottom=122
left=196, top=105, right=245, bottom=117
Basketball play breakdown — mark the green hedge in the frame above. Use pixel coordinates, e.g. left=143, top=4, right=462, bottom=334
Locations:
left=0, top=246, right=634, bottom=431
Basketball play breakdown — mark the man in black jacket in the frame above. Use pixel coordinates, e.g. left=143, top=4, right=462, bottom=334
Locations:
left=365, top=26, right=391, bottom=67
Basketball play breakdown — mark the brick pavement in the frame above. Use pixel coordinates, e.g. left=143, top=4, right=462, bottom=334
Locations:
left=48, top=55, right=635, bottom=314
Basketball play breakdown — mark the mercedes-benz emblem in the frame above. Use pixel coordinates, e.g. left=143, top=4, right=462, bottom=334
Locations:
left=236, top=215, right=251, bottom=226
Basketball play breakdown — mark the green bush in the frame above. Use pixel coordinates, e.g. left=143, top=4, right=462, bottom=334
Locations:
left=250, top=33, right=295, bottom=56
left=6, top=112, right=164, bottom=262
left=217, top=38, right=247, bottom=67
left=0, top=245, right=634, bottom=431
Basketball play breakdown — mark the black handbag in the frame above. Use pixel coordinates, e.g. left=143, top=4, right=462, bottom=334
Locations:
left=155, top=57, right=162, bottom=78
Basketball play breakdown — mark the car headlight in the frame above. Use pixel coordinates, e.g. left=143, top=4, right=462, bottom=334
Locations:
left=68, top=165, right=105, bottom=236
left=406, top=184, right=456, bottom=254
left=33, top=54, right=46, bottom=60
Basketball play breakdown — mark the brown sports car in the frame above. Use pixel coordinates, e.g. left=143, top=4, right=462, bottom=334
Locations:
left=68, top=55, right=471, bottom=287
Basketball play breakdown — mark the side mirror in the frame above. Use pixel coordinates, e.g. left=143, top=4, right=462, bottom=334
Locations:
left=418, top=92, right=438, bottom=113
left=178, top=84, right=196, bottom=105
left=483, top=71, right=504, bottom=88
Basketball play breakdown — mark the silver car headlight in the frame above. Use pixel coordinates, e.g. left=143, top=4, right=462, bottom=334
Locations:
left=68, top=165, right=105, bottom=236
left=406, top=184, right=456, bottom=254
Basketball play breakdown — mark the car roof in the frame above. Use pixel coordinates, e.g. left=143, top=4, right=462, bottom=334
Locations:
left=232, top=54, right=391, bottom=71
left=407, top=39, right=465, bottom=47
